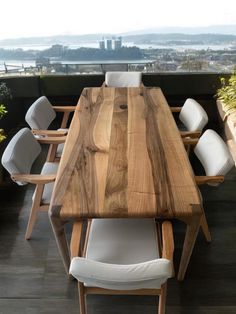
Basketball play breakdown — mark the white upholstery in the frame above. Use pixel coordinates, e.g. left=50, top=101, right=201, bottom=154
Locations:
left=194, top=129, right=234, bottom=177
left=70, top=219, right=172, bottom=290
left=1, top=128, right=41, bottom=185
left=32, top=162, right=59, bottom=204
left=70, top=257, right=172, bottom=290
left=55, top=128, right=68, bottom=158
left=105, top=71, right=142, bottom=87
left=179, top=98, right=208, bottom=132
left=25, top=96, right=56, bottom=130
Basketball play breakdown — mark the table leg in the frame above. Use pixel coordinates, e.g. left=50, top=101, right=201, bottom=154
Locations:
left=70, top=221, right=83, bottom=258
left=177, top=204, right=202, bottom=281
left=50, top=214, right=71, bottom=274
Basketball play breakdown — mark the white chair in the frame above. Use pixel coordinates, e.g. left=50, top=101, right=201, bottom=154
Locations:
left=25, top=96, right=75, bottom=160
left=1, top=128, right=60, bottom=239
left=105, top=71, right=142, bottom=87
left=183, top=129, right=235, bottom=241
left=70, top=219, right=174, bottom=314
left=171, top=98, right=208, bottom=137
left=194, top=129, right=234, bottom=184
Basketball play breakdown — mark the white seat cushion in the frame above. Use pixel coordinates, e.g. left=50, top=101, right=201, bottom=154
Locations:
left=105, top=72, right=142, bottom=87
left=86, top=219, right=159, bottom=264
left=194, top=129, right=234, bottom=177
left=69, top=219, right=172, bottom=290
left=55, top=128, right=68, bottom=157
left=32, top=162, right=59, bottom=204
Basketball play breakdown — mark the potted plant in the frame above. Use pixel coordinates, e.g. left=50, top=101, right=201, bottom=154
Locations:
left=0, top=82, right=12, bottom=141
left=216, top=73, right=236, bottom=120
left=0, top=82, right=12, bottom=184
left=0, top=104, right=7, bottom=143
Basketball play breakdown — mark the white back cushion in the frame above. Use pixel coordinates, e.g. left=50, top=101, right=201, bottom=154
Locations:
left=194, top=129, right=234, bottom=176
left=1, top=128, right=41, bottom=185
left=25, top=96, right=56, bottom=130
left=105, top=71, right=142, bottom=87
left=70, top=257, right=172, bottom=290
left=179, top=98, right=208, bottom=131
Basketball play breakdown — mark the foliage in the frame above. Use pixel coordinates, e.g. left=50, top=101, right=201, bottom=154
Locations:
left=0, top=105, right=7, bottom=142
left=216, top=73, right=236, bottom=117
left=0, top=82, right=12, bottom=103
left=0, top=82, right=11, bottom=143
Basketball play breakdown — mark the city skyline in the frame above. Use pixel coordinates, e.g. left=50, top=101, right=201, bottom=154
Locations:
left=1, top=0, right=236, bottom=40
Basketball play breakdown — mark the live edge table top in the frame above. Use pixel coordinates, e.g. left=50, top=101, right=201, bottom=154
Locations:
left=50, top=87, right=201, bottom=220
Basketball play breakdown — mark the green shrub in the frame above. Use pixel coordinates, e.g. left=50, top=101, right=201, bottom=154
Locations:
left=216, top=73, right=236, bottom=117
left=0, top=82, right=11, bottom=143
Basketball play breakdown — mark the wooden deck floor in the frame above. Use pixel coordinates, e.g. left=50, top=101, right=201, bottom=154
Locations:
left=0, top=146, right=236, bottom=314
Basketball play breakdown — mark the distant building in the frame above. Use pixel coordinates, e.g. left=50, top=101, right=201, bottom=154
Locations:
left=106, top=39, right=112, bottom=50
left=99, top=37, right=122, bottom=50
left=114, top=37, right=122, bottom=50
left=99, top=40, right=105, bottom=50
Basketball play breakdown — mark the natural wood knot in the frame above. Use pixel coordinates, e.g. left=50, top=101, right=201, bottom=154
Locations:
left=120, top=104, right=128, bottom=110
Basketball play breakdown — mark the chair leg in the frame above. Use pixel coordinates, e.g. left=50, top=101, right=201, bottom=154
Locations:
left=25, top=184, right=44, bottom=240
left=47, top=144, right=57, bottom=162
left=158, top=283, right=167, bottom=314
left=78, top=283, right=87, bottom=314
left=200, top=212, right=211, bottom=242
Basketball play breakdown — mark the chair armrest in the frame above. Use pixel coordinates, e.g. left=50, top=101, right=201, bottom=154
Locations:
left=32, top=129, right=67, bottom=137
left=162, top=221, right=174, bottom=261
left=170, top=106, right=182, bottom=113
left=36, top=136, right=67, bottom=145
left=182, top=138, right=199, bottom=147
left=52, top=106, right=76, bottom=112
left=11, top=173, right=56, bottom=184
left=180, top=131, right=201, bottom=138
left=195, top=175, right=225, bottom=185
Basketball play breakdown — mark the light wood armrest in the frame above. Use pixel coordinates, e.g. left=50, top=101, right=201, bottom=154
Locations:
left=52, top=106, right=76, bottom=112
left=162, top=221, right=174, bottom=261
left=11, top=173, right=56, bottom=184
left=32, top=129, right=67, bottom=137
left=180, top=131, right=201, bottom=138
left=195, top=175, right=224, bottom=185
left=170, top=106, right=182, bottom=113
left=37, top=136, right=67, bottom=144
left=182, top=138, right=199, bottom=146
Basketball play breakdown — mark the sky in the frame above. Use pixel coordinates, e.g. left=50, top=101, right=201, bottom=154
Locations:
left=1, top=0, right=236, bottom=39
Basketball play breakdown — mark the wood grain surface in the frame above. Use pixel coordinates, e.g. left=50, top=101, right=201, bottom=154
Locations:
left=50, top=87, right=200, bottom=219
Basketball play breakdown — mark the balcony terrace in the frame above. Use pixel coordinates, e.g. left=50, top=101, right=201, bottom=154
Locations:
left=0, top=73, right=236, bottom=314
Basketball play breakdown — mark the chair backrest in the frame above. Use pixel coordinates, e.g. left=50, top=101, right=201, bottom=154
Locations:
left=25, top=96, right=56, bottom=130
left=105, top=71, right=142, bottom=87
left=194, top=129, right=234, bottom=177
left=1, top=128, right=41, bottom=185
left=70, top=257, right=172, bottom=290
left=70, top=218, right=172, bottom=290
left=179, top=98, right=208, bottom=132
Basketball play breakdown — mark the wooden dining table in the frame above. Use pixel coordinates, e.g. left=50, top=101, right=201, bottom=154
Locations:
left=49, top=86, right=203, bottom=281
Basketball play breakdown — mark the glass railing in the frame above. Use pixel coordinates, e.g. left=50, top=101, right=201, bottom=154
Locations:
left=0, top=59, right=234, bottom=76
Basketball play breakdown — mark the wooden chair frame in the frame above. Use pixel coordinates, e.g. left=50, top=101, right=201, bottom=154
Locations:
left=182, top=137, right=227, bottom=243
left=70, top=220, right=174, bottom=314
left=52, top=105, right=76, bottom=129
left=10, top=136, right=63, bottom=240
left=11, top=173, right=56, bottom=240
